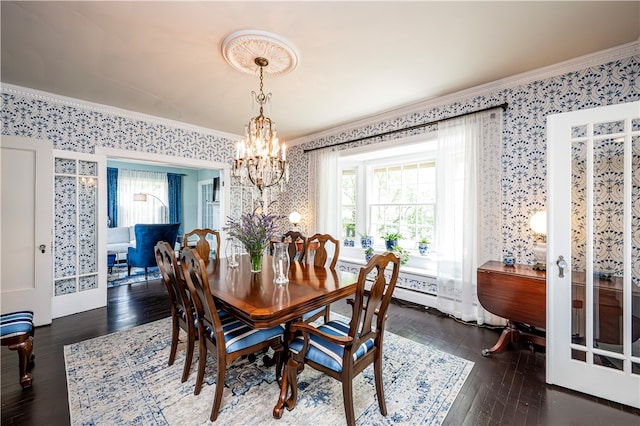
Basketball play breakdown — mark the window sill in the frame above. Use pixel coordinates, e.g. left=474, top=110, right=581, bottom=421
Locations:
left=339, top=249, right=436, bottom=278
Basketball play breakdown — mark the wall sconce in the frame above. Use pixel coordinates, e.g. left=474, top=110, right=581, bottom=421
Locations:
left=133, top=192, right=168, bottom=223
left=289, top=211, right=301, bottom=227
left=530, top=210, right=547, bottom=271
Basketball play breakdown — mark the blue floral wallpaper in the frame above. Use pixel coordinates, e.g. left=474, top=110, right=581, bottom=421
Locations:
left=282, top=55, right=640, bottom=268
left=1, top=50, right=639, bottom=302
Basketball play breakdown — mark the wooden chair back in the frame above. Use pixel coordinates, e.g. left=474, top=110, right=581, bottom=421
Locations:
left=183, top=228, right=220, bottom=263
left=306, top=233, right=339, bottom=269
left=350, top=251, right=400, bottom=348
left=155, top=241, right=190, bottom=317
left=154, top=240, right=197, bottom=382
left=283, top=231, right=306, bottom=262
left=180, top=248, right=224, bottom=347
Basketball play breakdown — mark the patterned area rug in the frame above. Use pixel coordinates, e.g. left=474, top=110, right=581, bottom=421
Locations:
left=107, top=264, right=161, bottom=288
left=64, top=315, right=474, bottom=425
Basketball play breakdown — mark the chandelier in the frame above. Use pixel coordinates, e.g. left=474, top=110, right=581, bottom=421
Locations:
left=232, top=57, right=289, bottom=194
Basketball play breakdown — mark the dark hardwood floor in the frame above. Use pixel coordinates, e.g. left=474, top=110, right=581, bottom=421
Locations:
left=2, top=279, right=639, bottom=425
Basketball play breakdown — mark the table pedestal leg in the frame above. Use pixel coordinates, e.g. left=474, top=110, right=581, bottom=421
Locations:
left=273, top=357, right=299, bottom=418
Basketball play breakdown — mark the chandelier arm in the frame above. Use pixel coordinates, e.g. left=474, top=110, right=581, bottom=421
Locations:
left=256, top=161, right=288, bottom=190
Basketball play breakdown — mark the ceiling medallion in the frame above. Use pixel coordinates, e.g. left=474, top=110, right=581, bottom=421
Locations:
left=221, top=30, right=300, bottom=77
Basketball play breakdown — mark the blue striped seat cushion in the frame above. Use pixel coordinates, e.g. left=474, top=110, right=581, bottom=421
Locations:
left=0, top=311, right=34, bottom=339
left=302, top=306, right=325, bottom=322
left=205, top=315, right=283, bottom=354
left=289, top=320, right=374, bottom=373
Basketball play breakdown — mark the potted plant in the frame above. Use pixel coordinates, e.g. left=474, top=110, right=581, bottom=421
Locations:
left=345, top=223, right=356, bottom=238
left=418, top=237, right=430, bottom=256
left=391, top=245, right=410, bottom=265
left=381, top=232, right=403, bottom=250
left=364, top=247, right=374, bottom=263
left=359, top=233, right=373, bottom=249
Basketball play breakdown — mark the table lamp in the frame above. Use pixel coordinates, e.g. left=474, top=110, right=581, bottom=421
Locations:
left=530, top=210, right=547, bottom=271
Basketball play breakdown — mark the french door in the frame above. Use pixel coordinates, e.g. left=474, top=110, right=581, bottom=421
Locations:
left=547, top=101, right=639, bottom=408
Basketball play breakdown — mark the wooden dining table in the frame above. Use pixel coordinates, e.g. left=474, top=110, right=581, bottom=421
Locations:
left=203, top=253, right=359, bottom=416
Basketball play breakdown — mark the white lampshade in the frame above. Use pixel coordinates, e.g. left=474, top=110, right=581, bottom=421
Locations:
left=289, top=211, right=301, bottom=226
left=530, top=210, right=547, bottom=235
left=133, top=193, right=147, bottom=202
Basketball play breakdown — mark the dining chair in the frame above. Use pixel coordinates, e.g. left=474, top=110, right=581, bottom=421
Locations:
left=283, top=230, right=306, bottom=262
left=180, top=248, right=284, bottom=421
left=278, top=251, right=400, bottom=425
left=269, top=231, right=306, bottom=262
left=183, top=228, right=221, bottom=263
left=302, top=233, right=340, bottom=323
left=154, top=241, right=198, bottom=383
left=0, top=310, right=35, bottom=388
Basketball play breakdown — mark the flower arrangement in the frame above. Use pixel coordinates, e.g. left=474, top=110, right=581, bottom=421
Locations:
left=224, top=206, right=284, bottom=271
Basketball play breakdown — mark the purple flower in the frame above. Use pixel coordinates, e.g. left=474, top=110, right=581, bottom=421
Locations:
left=223, top=206, right=284, bottom=253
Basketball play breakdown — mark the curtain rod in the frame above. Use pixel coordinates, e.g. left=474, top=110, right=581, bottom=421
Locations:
left=303, top=103, right=508, bottom=154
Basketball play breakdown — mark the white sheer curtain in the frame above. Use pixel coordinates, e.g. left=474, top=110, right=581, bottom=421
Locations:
left=118, top=170, right=168, bottom=227
left=435, top=109, right=504, bottom=324
left=307, top=148, right=339, bottom=257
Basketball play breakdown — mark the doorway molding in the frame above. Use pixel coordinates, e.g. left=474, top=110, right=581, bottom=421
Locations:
left=96, top=146, right=231, bottom=251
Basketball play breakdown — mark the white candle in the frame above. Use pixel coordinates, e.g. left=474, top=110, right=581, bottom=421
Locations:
left=282, top=143, right=286, bottom=161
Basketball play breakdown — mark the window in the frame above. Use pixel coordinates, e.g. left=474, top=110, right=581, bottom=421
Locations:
left=341, top=170, right=357, bottom=242
left=339, top=138, right=437, bottom=260
left=118, top=170, right=168, bottom=226
left=198, top=178, right=220, bottom=229
left=370, top=162, right=435, bottom=243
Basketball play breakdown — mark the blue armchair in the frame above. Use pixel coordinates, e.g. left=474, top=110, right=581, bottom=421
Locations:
left=127, top=223, right=180, bottom=277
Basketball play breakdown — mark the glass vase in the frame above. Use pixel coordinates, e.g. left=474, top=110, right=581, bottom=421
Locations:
left=225, top=238, right=242, bottom=268
left=271, top=242, right=290, bottom=285
left=249, top=249, right=264, bottom=272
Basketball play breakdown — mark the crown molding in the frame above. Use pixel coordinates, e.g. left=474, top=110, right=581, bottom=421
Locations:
left=290, top=40, right=640, bottom=147
left=0, top=83, right=242, bottom=142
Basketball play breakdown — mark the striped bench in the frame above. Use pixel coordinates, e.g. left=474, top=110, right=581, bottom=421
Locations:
left=1, top=311, right=35, bottom=388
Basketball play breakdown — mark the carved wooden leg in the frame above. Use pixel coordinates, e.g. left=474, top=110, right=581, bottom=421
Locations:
left=209, top=358, right=227, bottom=422
left=9, top=337, right=33, bottom=389
left=481, top=321, right=520, bottom=356
left=373, top=350, right=387, bottom=416
left=182, top=330, right=195, bottom=383
left=194, top=339, right=207, bottom=395
left=168, top=318, right=179, bottom=366
left=273, top=357, right=300, bottom=418
left=342, top=376, right=355, bottom=426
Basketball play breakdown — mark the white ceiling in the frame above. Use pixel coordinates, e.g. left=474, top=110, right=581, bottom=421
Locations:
left=2, top=1, right=638, bottom=142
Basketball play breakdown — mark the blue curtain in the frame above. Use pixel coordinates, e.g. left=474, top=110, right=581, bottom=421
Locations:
left=107, top=167, right=118, bottom=227
left=167, top=173, right=183, bottom=235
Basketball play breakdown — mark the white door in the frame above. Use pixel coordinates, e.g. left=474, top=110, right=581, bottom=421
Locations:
left=0, top=136, right=53, bottom=326
left=547, top=101, right=640, bottom=408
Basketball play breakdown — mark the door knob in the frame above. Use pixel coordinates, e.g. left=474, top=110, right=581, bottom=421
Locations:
left=556, top=255, right=568, bottom=278
left=39, top=244, right=46, bottom=254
